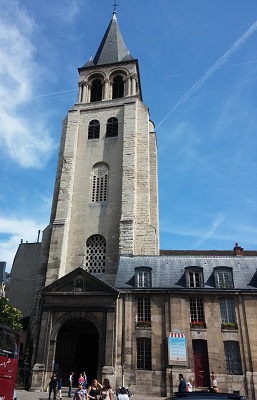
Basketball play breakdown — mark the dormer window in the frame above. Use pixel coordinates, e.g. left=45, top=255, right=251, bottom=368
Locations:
left=214, top=267, right=234, bottom=289
left=135, top=267, right=152, bottom=288
left=185, top=267, right=203, bottom=288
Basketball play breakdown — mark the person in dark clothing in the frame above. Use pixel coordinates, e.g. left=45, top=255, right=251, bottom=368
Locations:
left=49, top=373, right=58, bottom=400
left=178, top=373, right=187, bottom=392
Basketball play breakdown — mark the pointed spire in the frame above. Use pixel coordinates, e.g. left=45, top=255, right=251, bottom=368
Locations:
left=93, top=11, right=134, bottom=66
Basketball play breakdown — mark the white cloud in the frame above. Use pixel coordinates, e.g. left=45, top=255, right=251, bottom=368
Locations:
left=0, top=0, right=55, bottom=168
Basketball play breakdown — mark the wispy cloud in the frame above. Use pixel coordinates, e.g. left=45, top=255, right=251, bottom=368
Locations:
left=192, top=214, right=225, bottom=248
left=0, top=0, right=55, bottom=168
left=157, top=20, right=257, bottom=129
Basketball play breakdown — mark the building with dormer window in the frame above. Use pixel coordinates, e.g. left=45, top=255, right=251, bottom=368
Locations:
left=7, top=10, right=257, bottom=400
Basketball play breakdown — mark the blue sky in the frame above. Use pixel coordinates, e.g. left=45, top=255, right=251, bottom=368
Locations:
left=1, top=0, right=257, bottom=271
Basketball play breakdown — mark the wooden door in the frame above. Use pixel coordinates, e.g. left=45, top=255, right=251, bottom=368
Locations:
left=193, top=340, right=210, bottom=388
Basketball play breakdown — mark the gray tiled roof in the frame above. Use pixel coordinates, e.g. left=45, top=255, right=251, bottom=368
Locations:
left=92, top=12, right=134, bottom=66
left=115, top=255, right=257, bottom=290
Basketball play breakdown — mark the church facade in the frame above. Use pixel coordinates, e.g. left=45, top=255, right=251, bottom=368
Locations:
left=8, top=11, right=257, bottom=399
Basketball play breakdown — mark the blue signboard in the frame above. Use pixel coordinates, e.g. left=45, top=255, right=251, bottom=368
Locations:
left=168, top=333, right=187, bottom=365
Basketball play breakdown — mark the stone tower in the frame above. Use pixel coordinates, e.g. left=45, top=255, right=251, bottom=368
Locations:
left=44, top=10, right=159, bottom=287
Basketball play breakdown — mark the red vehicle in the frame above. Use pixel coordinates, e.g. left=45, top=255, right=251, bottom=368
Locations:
left=0, top=324, right=20, bottom=400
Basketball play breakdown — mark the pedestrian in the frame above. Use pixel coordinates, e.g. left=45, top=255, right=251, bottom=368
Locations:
left=68, top=371, right=75, bottom=398
left=73, top=383, right=87, bottom=400
left=78, top=373, right=85, bottom=386
left=211, top=371, right=219, bottom=392
left=82, top=371, right=87, bottom=388
left=186, top=378, right=193, bottom=392
left=178, top=373, right=187, bottom=393
left=100, top=378, right=113, bottom=400
left=117, top=387, right=129, bottom=400
left=58, top=377, right=62, bottom=399
left=87, top=379, right=103, bottom=400
left=48, top=373, right=58, bottom=400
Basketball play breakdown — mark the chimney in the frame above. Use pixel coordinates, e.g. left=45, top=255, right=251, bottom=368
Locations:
left=234, top=242, right=244, bottom=256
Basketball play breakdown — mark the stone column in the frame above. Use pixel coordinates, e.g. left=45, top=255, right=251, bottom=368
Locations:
left=78, top=83, right=82, bottom=103
left=104, top=79, right=109, bottom=100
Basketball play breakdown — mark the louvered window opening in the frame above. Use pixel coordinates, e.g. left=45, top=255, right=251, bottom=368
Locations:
left=112, top=75, right=124, bottom=99
left=92, top=175, right=108, bottom=202
left=91, top=79, right=102, bottom=102
left=137, top=338, right=152, bottom=370
left=190, top=298, right=204, bottom=322
left=137, top=298, right=151, bottom=323
left=88, top=120, right=100, bottom=139
left=106, top=117, right=118, bottom=137
left=85, top=235, right=106, bottom=273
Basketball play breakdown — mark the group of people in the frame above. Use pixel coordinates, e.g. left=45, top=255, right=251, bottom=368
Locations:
left=48, top=371, right=133, bottom=400
left=178, top=371, right=219, bottom=393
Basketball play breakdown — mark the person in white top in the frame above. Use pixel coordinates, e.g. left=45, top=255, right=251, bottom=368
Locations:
left=117, top=387, right=129, bottom=400
left=186, top=379, right=193, bottom=392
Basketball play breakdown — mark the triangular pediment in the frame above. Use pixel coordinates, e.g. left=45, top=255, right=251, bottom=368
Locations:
left=42, top=267, right=119, bottom=295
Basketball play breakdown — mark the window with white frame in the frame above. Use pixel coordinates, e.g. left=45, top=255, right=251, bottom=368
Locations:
left=91, top=163, right=109, bottom=203
left=135, top=267, right=152, bottom=288
left=224, top=341, right=243, bottom=375
left=185, top=267, right=203, bottom=288
left=190, top=298, right=205, bottom=322
left=137, top=297, right=151, bottom=325
left=214, top=268, right=233, bottom=289
left=220, top=299, right=236, bottom=325
left=137, top=338, right=152, bottom=370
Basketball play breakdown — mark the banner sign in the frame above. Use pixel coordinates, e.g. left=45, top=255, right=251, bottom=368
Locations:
left=168, top=332, right=187, bottom=365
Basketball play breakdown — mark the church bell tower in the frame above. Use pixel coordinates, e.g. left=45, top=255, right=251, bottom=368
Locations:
left=44, top=10, right=159, bottom=286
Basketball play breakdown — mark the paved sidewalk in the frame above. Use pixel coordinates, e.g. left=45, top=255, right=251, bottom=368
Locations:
left=16, top=388, right=168, bottom=400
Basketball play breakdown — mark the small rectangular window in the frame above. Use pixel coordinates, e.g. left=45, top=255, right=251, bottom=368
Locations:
left=216, top=271, right=233, bottom=288
left=137, top=271, right=151, bottom=287
left=137, top=338, right=152, bottom=370
left=189, top=271, right=201, bottom=287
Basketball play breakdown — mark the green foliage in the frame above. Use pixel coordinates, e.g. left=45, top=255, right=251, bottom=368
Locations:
left=0, top=296, right=22, bottom=332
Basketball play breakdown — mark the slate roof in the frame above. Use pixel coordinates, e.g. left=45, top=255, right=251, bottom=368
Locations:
left=83, top=11, right=134, bottom=67
left=115, top=255, right=257, bottom=290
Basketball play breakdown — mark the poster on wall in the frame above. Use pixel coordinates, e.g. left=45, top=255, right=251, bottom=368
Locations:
left=168, top=332, right=187, bottom=365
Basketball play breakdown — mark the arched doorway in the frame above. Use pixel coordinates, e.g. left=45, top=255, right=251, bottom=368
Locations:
left=55, top=318, right=99, bottom=386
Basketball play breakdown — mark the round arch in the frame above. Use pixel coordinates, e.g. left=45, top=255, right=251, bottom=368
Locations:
left=51, top=312, right=104, bottom=386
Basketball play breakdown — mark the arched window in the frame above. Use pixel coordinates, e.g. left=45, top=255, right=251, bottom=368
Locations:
left=112, top=75, right=124, bottom=99
left=106, top=117, right=118, bottom=137
left=85, top=234, right=106, bottom=273
left=91, top=163, right=109, bottom=203
left=88, top=120, right=100, bottom=139
left=90, top=79, right=102, bottom=102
